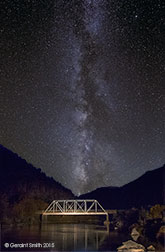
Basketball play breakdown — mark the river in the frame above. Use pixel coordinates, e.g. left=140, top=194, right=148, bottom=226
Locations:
left=1, top=223, right=129, bottom=251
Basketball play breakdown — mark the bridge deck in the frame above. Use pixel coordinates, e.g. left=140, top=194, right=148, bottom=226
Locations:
left=43, top=212, right=108, bottom=216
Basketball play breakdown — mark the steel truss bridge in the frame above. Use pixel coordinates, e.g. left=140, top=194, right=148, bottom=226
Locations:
left=42, top=199, right=109, bottom=221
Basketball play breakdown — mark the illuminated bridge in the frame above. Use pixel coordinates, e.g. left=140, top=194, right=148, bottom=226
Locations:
left=42, top=199, right=109, bottom=222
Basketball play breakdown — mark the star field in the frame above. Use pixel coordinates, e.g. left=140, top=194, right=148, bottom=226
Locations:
left=0, top=0, right=164, bottom=195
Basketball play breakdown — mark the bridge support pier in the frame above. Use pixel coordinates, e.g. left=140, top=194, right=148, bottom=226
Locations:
left=104, top=214, right=110, bottom=232
left=104, top=213, right=110, bottom=223
left=41, top=214, right=47, bottom=223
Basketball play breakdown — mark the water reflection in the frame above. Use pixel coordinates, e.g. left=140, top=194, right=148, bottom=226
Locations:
left=41, top=224, right=109, bottom=251
left=2, top=224, right=112, bottom=251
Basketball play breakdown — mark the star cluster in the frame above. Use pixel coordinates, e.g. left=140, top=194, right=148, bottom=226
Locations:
left=0, top=0, right=164, bottom=195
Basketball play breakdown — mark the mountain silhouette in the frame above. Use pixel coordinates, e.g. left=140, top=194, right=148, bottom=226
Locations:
left=0, top=144, right=164, bottom=211
left=0, top=144, right=74, bottom=205
left=79, top=165, right=165, bottom=209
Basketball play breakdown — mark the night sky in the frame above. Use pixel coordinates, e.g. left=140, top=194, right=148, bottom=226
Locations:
left=0, top=0, right=164, bottom=195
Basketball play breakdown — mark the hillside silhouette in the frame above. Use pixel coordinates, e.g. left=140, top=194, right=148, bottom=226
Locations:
left=79, top=165, right=165, bottom=209
left=0, top=144, right=164, bottom=223
left=0, top=144, right=74, bottom=222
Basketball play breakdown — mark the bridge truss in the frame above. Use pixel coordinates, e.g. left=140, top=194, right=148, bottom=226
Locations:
left=43, top=199, right=109, bottom=221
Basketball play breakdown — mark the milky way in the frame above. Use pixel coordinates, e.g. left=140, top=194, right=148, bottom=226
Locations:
left=0, top=0, right=164, bottom=195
